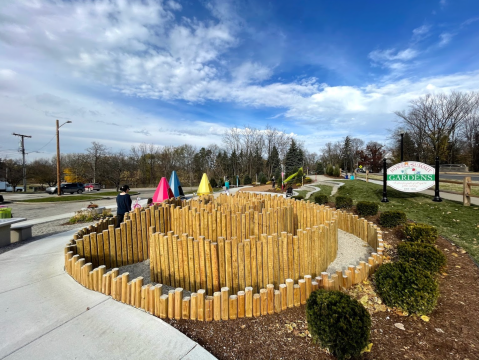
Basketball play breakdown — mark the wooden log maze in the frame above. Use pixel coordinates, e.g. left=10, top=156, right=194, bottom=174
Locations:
left=64, top=192, right=384, bottom=321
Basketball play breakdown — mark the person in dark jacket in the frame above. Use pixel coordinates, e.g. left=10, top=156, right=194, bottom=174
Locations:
left=116, top=184, right=132, bottom=226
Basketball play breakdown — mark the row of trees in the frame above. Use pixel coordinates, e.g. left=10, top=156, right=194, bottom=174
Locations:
left=0, top=126, right=321, bottom=190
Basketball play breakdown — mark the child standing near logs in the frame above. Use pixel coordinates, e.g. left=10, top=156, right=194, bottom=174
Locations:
left=116, top=184, right=132, bottom=226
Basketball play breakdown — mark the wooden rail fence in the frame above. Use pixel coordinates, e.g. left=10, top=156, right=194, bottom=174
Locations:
left=64, top=193, right=384, bottom=321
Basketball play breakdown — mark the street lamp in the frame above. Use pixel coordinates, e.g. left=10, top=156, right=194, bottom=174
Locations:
left=56, top=120, right=72, bottom=196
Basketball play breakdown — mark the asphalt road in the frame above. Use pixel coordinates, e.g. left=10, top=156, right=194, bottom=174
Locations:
left=439, top=174, right=479, bottom=182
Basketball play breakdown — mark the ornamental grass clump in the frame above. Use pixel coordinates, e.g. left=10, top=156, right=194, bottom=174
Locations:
left=306, top=290, right=371, bottom=360
left=404, top=223, right=438, bottom=244
left=314, top=194, right=329, bottom=205
left=379, top=210, right=407, bottom=227
left=374, top=262, right=439, bottom=315
left=335, top=196, right=353, bottom=209
left=356, top=201, right=379, bottom=216
left=397, top=242, right=446, bottom=274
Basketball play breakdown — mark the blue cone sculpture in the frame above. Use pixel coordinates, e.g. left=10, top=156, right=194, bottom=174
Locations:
left=169, top=170, right=185, bottom=198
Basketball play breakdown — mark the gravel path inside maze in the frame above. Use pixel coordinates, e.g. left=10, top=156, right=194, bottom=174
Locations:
left=117, top=228, right=374, bottom=296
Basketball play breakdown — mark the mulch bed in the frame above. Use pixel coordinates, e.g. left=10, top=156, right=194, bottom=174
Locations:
left=165, top=218, right=479, bottom=359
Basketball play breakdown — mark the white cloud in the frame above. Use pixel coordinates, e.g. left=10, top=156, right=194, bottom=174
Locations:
left=413, top=25, right=431, bottom=36
left=369, top=48, right=419, bottom=63
left=439, top=32, right=454, bottom=46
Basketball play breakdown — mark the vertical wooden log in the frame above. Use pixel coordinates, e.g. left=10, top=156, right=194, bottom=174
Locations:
left=126, top=220, right=133, bottom=265
left=294, top=284, right=300, bottom=307
left=154, top=284, right=162, bottom=316
left=238, top=242, right=245, bottom=291
left=213, top=292, right=221, bottom=321
left=190, top=293, right=198, bottom=320
left=237, top=291, right=245, bottom=318
left=141, top=211, right=148, bottom=260
left=231, top=237, right=239, bottom=294
left=225, top=240, right=233, bottom=293
left=188, top=237, right=195, bottom=291
left=198, top=236, right=207, bottom=290
left=299, top=279, right=306, bottom=305
left=218, top=237, right=226, bottom=289
left=211, top=242, right=220, bottom=293
left=257, top=242, right=263, bottom=290
left=193, top=241, right=201, bottom=291
left=177, top=238, right=185, bottom=289
left=245, top=286, right=253, bottom=318
left=267, top=284, right=274, bottom=314
left=121, top=272, right=129, bottom=303
left=159, top=294, right=168, bottom=319
left=274, top=290, right=281, bottom=313
left=229, top=295, right=238, bottom=320
left=221, top=287, right=229, bottom=321
left=253, top=294, right=261, bottom=317
left=205, top=296, right=214, bottom=322
left=181, top=236, right=189, bottom=291
left=260, top=289, right=268, bottom=315
left=182, top=297, right=190, bottom=319
left=280, top=283, right=287, bottom=310
left=244, top=239, right=251, bottom=288
left=108, top=225, right=116, bottom=269
left=197, top=289, right=205, bottom=321
left=286, top=278, right=294, bottom=308
left=305, top=275, right=312, bottom=300
left=168, top=290, right=175, bottom=319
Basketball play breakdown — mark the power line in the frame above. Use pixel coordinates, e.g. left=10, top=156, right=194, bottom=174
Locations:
left=25, top=134, right=57, bottom=154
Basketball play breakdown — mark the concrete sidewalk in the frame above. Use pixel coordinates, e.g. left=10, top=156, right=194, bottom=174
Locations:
left=357, top=178, right=479, bottom=205
left=0, top=230, right=216, bottom=360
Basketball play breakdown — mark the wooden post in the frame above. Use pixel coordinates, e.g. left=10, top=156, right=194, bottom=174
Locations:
left=280, top=284, right=287, bottom=310
left=154, top=284, right=162, bottom=316
left=305, top=275, right=312, bottom=300
left=267, top=284, right=274, bottom=314
left=299, top=279, right=306, bottom=305
left=190, top=293, right=198, bottom=320
left=260, top=289, right=268, bottom=315
left=135, top=276, right=143, bottom=308
left=237, top=291, right=245, bottom=318
left=286, top=279, right=294, bottom=308
left=253, top=293, right=261, bottom=317
left=159, top=294, right=168, bottom=319
left=168, top=290, right=175, bottom=319
left=245, top=286, right=253, bottom=318
left=229, top=295, right=238, bottom=320
left=274, top=290, right=281, bottom=313
left=293, top=284, right=300, bottom=307
left=148, top=286, right=155, bottom=314
left=221, top=287, right=229, bottom=320
left=464, top=176, right=471, bottom=206
left=182, top=297, right=190, bottom=319
left=141, top=285, right=148, bottom=310
left=211, top=242, right=220, bottom=293
left=121, top=272, right=129, bottom=303
left=197, top=289, right=205, bottom=321
left=205, top=296, right=214, bottom=322
left=175, top=288, right=183, bottom=320
left=213, top=292, right=221, bottom=321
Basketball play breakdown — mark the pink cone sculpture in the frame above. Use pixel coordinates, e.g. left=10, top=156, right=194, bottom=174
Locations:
left=152, top=177, right=174, bottom=203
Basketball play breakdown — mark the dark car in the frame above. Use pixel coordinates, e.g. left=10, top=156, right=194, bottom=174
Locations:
left=46, top=183, right=85, bottom=195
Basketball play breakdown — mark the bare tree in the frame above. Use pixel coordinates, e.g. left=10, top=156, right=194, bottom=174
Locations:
left=86, top=141, right=109, bottom=183
left=395, top=91, right=479, bottom=162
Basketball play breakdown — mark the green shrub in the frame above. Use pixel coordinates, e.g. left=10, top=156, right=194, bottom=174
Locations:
left=397, top=242, right=446, bottom=274
left=304, top=176, right=312, bottom=184
left=335, top=196, right=353, bottom=209
left=404, top=223, right=438, bottom=244
left=356, top=201, right=379, bottom=216
left=210, top=178, right=218, bottom=188
left=333, top=164, right=340, bottom=177
left=379, top=210, right=407, bottom=227
left=307, top=290, right=371, bottom=360
left=259, top=172, right=267, bottom=184
left=266, top=181, right=271, bottom=185
left=374, top=262, right=439, bottom=315
left=314, top=194, right=329, bottom=205
left=292, top=195, right=304, bottom=200
left=326, top=164, right=334, bottom=176
left=296, top=182, right=302, bottom=187
left=243, top=174, right=252, bottom=185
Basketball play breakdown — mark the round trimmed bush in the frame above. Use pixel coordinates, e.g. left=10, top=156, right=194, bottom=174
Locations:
left=243, top=174, right=252, bottom=185
left=314, top=194, right=329, bottom=205
left=397, top=242, right=446, bottom=274
left=404, top=223, right=438, bottom=244
left=335, top=196, right=353, bottom=209
left=306, top=290, right=371, bottom=360
left=375, top=262, right=439, bottom=315
left=379, top=210, right=407, bottom=227
left=356, top=201, right=379, bottom=216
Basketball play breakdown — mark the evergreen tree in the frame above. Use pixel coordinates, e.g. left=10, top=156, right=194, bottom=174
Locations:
left=285, top=139, right=304, bottom=176
left=267, top=145, right=281, bottom=178
left=342, top=136, right=352, bottom=172
left=315, top=162, right=324, bottom=175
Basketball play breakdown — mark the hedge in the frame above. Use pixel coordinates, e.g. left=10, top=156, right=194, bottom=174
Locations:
left=379, top=210, right=407, bottom=227
left=404, top=223, right=438, bottom=244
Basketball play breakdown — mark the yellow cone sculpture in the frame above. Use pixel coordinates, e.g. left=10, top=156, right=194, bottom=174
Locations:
left=197, top=173, right=213, bottom=196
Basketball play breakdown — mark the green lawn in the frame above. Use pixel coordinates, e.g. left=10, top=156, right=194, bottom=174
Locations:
left=94, top=191, right=139, bottom=196
left=295, top=184, right=334, bottom=199
left=332, top=180, right=479, bottom=262
left=19, top=195, right=103, bottom=203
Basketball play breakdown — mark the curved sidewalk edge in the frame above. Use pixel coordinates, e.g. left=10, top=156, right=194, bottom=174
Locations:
left=0, top=229, right=216, bottom=360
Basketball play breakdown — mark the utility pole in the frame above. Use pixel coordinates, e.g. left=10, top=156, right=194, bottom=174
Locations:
left=12, top=133, right=32, bottom=192
left=56, top=119, right=72, bottom=196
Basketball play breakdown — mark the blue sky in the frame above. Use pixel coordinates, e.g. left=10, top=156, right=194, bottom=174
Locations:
left=1, top=0, right=479, bottom=160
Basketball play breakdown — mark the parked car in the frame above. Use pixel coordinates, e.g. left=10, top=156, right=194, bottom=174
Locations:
left=46, top=183, right=85, bottom=195
left=0, top=181, right=24, bottom=192
left=85, top=183, right=101, bottom=191
left=355, top=168, right=367, bottom=173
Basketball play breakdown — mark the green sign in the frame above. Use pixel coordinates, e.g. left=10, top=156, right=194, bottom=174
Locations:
left=387, top=162, right=435, bottom=192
